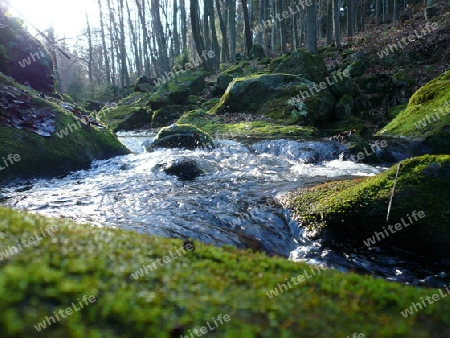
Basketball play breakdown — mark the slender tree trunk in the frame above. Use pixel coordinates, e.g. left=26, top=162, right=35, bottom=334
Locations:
left=276, top=0, right=287, bottom=53
left=326, top=0, right=333, bottom=45
left=125, top=0, right=141, bottom=76
left=227, top=0, right=236, bottom=61
left=347, top=0, right=354, bottom=37
left=135, top=0, right=151, bottom=76
left=203, top=0, right=211, bottom=51
left=180, top=0, right=187, bottom=51
left=333, top=0, right=341, bottom=47
left=85, top=13, right=93, bottom=84
left=98, top=0, right=111, bottom=85
left=151, top=0, right=170, bottom=75
left=306, top=0, right=318, bottom=54
left=173, top=0, right=180, bottom=57
left=216, top=0, right=230, bottom=62
left=190, top=0, right=213, bottom=71
left=207, top=1, right=220, bottom=69
left=241, top=0, right=253, bottom=57
left=118, top=0, right=130, bottom=92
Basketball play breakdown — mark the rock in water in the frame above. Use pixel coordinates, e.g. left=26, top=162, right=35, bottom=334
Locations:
left=163, top=158, right=205, bottom=180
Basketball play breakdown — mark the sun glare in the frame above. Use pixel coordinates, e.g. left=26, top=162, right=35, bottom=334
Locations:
left=9, top=0, right=98, bottom=40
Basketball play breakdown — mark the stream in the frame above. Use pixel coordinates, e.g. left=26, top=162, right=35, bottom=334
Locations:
left=1, top=132, right=449, bottom=287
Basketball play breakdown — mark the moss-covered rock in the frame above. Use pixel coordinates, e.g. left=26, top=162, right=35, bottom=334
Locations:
left=0, top=75, right=129, bottom=182
left=177, top=110, right=318, bottom=139
left=335, top=94, right=354, bottom=119
left=147, top=124, right=214, bottom=150
left=0, top=206, right=449, bottom=336
left=147, top=70, right=208, bottom=109
left=281, top=155, right=450, bottom=259
left=97, top=92, right=152, bottom=132
left=344, top=60, right=366, bottom=78
left=212, top=61, right=260, bottom=96
left=377, top=70, right=450, bottom=154
left=269, top=49, right=327, bottom=83
left=249, top=44, right=266, bottom=59
left=163, top=157, right=205, bottom=180
left=151, top=105, right=188, bottom=129
left=0, top=6, right=54, bottom=93
left=211, top=74, right=335, bottom=126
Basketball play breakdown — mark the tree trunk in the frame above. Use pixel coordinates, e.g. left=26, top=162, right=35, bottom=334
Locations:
left=333, top=0, right=341, bottom=47
left=276, top=0, right=287, bottom=53
left=85, top=13, right=93, bottom=84
left=118, top=0, right=130, bottom=92
left=97, top=0, right=111, bottom=85
left=173, top=0, right=180, bottom=58
left=216, top=0, right=230, bottom=62
left=241, top=0, right=253, bottom=57
left=125, top=0, right=141, bottom=76
left=347, top=0, right=354, bottom=37
left=326, top=0, right=333, bottom=45
left=227, top=0, right=236, bottom=62
left=207, top=0, right=221, bottom=69
left=151, top=0, right=170, bottom=75
left=180, top=0, right=187, bottom=51
left=190, top=0, right=213, bottom=71
left=306, top=0, right=318, bottom=54
left=135, top=0, right=151, bottom=76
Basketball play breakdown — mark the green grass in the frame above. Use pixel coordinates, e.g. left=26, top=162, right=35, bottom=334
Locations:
left=0, top=206, right=449, bottom=337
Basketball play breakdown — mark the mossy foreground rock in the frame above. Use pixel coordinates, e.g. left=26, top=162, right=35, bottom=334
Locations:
left=281, top=155, right=450, bottom=259
left=377, top=70, right=450, bottom=154
left=0, top=74, right=129, bottom=182
left=211, top=74, right=335, bottom=125
left=148, top=124, right=214, bottom=150
left=0, top=206, right=449, bottom=336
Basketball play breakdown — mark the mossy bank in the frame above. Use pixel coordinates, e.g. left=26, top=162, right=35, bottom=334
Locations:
left=0, top=74, right=129, bottom=182
left=1, top=206, right=450, bottom=337
left=280, top=155, right=450, bottom=259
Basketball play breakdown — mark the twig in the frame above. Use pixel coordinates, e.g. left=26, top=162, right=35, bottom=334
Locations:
left=386, top=163, right=401, bottom=223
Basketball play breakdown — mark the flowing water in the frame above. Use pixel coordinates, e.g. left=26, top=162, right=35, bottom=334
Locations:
left=1, top=132, right=448, bottom=287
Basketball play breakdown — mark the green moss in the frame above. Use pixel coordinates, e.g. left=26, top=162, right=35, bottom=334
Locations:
left=177, top=110, right=317, bottom=139
left=377, top=70, right=450, bottom=153
left=0, top=206, right=449, bottom=336
left=97, top=92, right=153, bottom=131
left=0, top=76, right=129, bottom=182
left=283, top=155, right=450, bottom=258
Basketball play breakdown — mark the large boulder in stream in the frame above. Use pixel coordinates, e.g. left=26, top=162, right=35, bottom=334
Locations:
left=211, top=73, right=336, bottom=126
left=280, top=155, right=450, bottom=259
left=163, top=157, right=205, bottom=180
left=146, top=124, right=214, bottom=151
left=377, top=70, right=450, bottom=155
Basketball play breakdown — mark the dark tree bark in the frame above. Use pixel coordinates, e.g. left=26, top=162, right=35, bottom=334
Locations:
left=190, top=0, right=213, bottom=71
left=227, top=0, right=236, bottom=61
left=347, top=0, right=355, bottom=37
left=306, top=0, right=318, bottom=53
left=216, top=0, right=230, bottom=62
left=151, top=0, right=170, bottom=75
left=333, top=0, right=341, bottom=47
left=241, top=0, right=253, bottom=57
